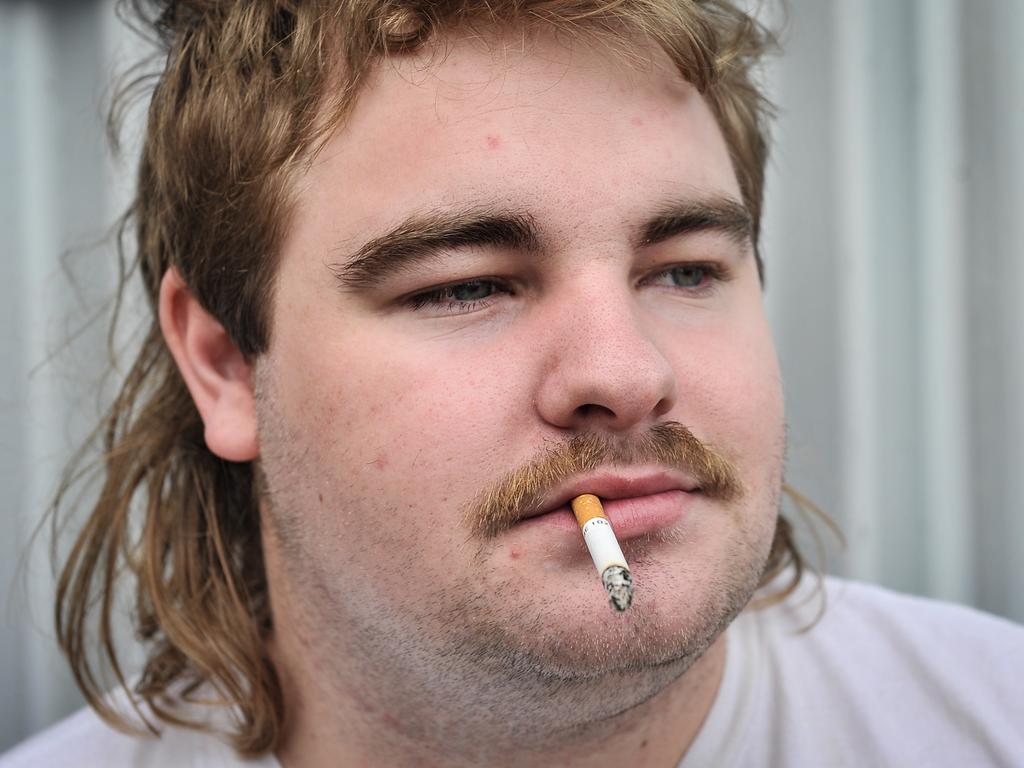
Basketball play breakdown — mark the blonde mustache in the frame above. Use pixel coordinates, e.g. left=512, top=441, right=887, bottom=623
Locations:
left=467, top=422, right=744, bottom=539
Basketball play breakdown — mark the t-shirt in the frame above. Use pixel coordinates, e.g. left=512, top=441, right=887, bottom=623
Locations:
left=3, top=576, right=1022, bottom=767
left=680, top=576, right=1024, bottom=766
left=0, top=696, right=278, bottom=768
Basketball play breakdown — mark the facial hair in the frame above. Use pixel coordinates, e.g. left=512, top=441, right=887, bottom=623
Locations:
left=255, top=371, right=781, bottom=758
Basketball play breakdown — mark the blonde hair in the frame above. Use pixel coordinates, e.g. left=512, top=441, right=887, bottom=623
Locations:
left=55, top=0, right=789, bottom=756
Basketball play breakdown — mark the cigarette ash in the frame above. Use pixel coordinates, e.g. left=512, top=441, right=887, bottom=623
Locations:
left=601, top=566, right=633, bottom=612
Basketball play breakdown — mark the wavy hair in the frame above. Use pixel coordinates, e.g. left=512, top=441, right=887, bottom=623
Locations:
left=53, top=0, right=802, bottom=756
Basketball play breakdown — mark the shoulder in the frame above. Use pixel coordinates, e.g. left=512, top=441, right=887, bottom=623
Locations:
left=774, top=575, right=1024, bottom=657
left=0, top=706, right=153, bottom=768
left=759, top=575, right=1024, bottom=693
left=735, top=575, right=1024, bottom=765
left=0, top=694, right=278, bottom=768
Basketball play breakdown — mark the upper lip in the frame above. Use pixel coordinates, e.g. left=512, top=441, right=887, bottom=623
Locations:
left=523, top=470, right=701, bottom=522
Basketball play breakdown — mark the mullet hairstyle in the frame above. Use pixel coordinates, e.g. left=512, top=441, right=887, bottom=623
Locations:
left=54, top=0, right=800, bottom=757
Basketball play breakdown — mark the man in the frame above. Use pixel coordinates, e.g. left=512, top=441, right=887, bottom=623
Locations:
left=3, top=1, right=1022, bottom=766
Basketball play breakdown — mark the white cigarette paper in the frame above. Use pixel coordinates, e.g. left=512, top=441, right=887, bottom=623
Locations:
left=570, top=494, right=634, bottom=611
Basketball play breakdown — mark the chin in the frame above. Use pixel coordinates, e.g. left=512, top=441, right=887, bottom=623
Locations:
left=460, top=545, right=762, bottom=684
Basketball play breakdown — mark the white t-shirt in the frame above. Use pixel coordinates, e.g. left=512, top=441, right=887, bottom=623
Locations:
left=3, top=577, right=1022, bottom=767
left=681, top=577, right=1024, bottom=767
left=0, top=696, right=278, bottom=768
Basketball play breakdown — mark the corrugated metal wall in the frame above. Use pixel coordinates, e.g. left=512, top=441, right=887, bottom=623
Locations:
left=763, top=0, right=1024, bottom=618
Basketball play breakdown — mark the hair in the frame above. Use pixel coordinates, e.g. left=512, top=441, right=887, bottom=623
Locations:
left=53, top=0, right=800, bottom=757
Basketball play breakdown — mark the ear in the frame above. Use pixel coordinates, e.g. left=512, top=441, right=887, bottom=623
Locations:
left=159, top=268, right=259, bottom=462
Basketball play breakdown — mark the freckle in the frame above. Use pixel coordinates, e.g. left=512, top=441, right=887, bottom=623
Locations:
left=485, top=134, right=501, bottom=149
left=317, top=493, right=323, bottom=504
left=631, top=117, right=644, bottom=127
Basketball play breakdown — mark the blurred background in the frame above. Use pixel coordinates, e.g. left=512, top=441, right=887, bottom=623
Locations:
left=1, top=0, right=1022, bottom=753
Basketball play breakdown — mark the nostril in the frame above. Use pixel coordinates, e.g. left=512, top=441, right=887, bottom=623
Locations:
left=574, top=403, right=616, bottom=420
left=653, top=396, right=673, bottom=418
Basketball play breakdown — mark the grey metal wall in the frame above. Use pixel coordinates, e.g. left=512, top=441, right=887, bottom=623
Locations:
left=763, top=0, right=1024, bottom=619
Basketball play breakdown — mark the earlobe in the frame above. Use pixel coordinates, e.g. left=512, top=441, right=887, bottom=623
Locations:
left=158, top=268, right=260, bottom=462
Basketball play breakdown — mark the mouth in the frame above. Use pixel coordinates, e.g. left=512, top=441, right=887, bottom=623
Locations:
left=515, top=470, right=700, bottom=539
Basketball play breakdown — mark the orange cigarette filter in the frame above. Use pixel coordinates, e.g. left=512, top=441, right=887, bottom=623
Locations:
left=570, top=494, right=634, bottom=611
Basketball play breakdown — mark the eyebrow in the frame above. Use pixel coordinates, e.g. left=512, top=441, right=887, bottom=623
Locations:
left=330, top=208, right=540, bottom=290
left=329, top=195, right=752, bottom=291
left=639, top=196, right=753, bottom=250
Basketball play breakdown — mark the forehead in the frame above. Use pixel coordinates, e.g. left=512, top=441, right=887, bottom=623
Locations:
left=294, top=29, right=741, bottom=252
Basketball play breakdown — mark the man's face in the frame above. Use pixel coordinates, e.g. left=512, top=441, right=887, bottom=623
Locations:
left=257, top=30, right=784, bottom=729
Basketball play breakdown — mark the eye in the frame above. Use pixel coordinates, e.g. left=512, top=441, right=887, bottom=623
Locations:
left=643, top=263, right=726, bottom=294
left=665, top=265, right=707, bottom=288
left=446, top=280, right=496, bottom=302
left=406, top=278, right=511, bottom=314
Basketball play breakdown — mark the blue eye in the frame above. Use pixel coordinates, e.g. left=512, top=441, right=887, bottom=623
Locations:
left=643, top=262, right=727, bottom=295
left=407, top=278, right=509, bottom=313
left=447, top=280, right=496, bottom=301
left=667, top=266, right=706, bottom=287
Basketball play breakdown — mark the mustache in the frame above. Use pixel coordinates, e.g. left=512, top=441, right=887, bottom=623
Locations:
left=466, top=422, right=744, bottom=539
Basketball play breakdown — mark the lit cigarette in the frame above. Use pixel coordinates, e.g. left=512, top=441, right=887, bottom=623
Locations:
left=570, top=494, right=633, bottom=611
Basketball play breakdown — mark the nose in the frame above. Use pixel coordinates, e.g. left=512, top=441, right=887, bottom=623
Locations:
left=533, top=284, right=677, bottom=433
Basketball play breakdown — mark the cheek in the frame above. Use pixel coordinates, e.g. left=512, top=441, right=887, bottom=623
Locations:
left=672, top=319, right=783, bottom=463
left=274, top=332, right=522, bottom=524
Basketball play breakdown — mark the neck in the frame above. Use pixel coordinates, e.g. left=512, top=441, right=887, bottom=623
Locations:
left=270, top=619, right=726, bottom=768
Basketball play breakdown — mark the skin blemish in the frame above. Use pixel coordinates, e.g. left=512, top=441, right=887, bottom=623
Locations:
left=379, top=711, right=402, bottom=732
left=510, top=549, right=522, bottom=560
left=485, top=134, right=501, bottom=149
left=350, top=691, right=377, bottom=716
left=631, top=116, right=644, bottom=127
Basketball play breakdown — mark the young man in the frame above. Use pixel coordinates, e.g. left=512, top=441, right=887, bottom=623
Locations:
left=3, top=1, right=1022, bottom=766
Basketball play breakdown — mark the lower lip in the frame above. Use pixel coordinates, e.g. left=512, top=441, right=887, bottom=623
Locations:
left=515, top=489, right=692, bottom=540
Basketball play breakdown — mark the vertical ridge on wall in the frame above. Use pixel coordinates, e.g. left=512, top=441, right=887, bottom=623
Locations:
left=4, top=0, right=117, bottom=748
left=962, top=0, right=1024, bottom=622
left=762, top=0, right=845, bottom=574
left=834, top=0, right=881, bottom=581
left=12, top=2, right=67, bottom=735
left=916, top=0, right=972, bottom=604
left=0, top=3, right=30, bottom=753
left=988, top=0, right=1024, bottom=621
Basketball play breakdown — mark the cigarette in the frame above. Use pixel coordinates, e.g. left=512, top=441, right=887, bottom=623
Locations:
left=570, top=494, right=633, bottom=611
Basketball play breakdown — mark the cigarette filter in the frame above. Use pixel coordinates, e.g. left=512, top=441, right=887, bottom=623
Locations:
left=570, top=494, right=633, bottom=611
